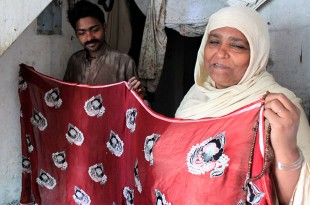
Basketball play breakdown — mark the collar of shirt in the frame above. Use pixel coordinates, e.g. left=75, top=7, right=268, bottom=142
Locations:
left=83, top=43, right=108, bottom=63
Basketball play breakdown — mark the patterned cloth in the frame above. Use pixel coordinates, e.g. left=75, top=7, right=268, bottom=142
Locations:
left=138, top=0, right=167, bottom=92
left=19, top=64, right=272, bottom=204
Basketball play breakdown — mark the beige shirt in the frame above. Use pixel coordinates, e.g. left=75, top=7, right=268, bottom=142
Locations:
left=64, top=44, right=137, bottom=84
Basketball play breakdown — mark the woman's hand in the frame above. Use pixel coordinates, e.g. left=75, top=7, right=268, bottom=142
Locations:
left=264, top=92, right=302, bottom=204
left=264, top=92, right=300, bottom=162
left=128, top=77, right=146, bottom=99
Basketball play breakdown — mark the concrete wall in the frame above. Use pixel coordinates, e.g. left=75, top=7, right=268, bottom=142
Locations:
left=260, top=0, right=310, bottom=118
left=0, top=0, right=309, bottom=204
left=0, top=0, right=52, bottom=56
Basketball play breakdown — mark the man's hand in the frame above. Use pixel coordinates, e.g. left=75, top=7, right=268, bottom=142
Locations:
left=128, top=77, right=146, bottom=99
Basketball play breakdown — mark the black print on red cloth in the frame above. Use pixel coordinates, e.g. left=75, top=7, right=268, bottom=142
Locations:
left=22, top=156, right=31, bottom=173
left=26, top=134, right=34, bottom=153
left=106, top=130, right=124, bottom=157
left=155, top=189, right=171, bottom=205
left=126, top=107, right=137, bottom=133
left=66, top=123, right=84, bottom=146
left=36, top=169, right=56, bottom=190
left=246, top=181, right=265, bottom=204
left=30, top=109, right=47, bottom=131
left=237, top=200, right=245, bottom=205
left=52, top=151, right=68, bottom=170
left=187, top=132, right=230, bottom=177
left=84, top=94, right=105, bottom=117
left=88, top=163, right=107, bottom=185
left=18, top=75, right=27, bottom=91
left=73, top=186, right=91, bottom=205
left=44, top=87, right=62, bottom=108
left=123, top=187, right=134, bottom=205
left=134, top=159, right=142, bottom=193
left=144, top=133, right=160, bottom=166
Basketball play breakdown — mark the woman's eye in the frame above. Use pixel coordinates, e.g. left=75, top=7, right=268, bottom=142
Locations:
left=208, top=40, right=220, bottom=45
left=231, top=44, right=247, bottom=50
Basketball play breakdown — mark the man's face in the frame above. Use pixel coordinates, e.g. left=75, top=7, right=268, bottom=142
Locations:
left=75, top=17, right=106, bottom=57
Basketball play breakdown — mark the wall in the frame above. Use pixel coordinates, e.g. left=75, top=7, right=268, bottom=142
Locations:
left=260, top=0, right=310, bottom=117
left=0, top=0, right=52, bottom=56
left=0, top=0, right=309, bottom=204
left=0, top=1, right=81, bottom=204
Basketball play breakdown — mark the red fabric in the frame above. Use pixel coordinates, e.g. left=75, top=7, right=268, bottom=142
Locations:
left=19, top=64, right=272, bottom=205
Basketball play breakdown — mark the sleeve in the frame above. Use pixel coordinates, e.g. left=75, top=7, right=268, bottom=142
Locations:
left=290, top=102, right=310, bottom=204
left=290, top=162, right=310, bottom=204
left=63, top=55, right=73, bottom=82
left=125, top=58, right=138, bottom=81
left=296, top=106, right=310, bottom=162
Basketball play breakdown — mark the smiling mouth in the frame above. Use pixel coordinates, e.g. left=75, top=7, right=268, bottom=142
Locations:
left=213, top=63, right=230, bottom=69
left=86, top=42, right=97, bottom=47
left=84, top=40, right=99, bottom=47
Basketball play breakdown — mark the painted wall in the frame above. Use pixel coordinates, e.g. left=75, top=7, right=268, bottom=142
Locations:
left=0, top=0, right=309, bottom=204
left=0, top=0, right=52, bottom=57
left=260, top=0, right=310, bottom=118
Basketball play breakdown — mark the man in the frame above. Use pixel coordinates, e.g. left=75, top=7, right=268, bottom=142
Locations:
left=64, top=0, right=145, bottom=98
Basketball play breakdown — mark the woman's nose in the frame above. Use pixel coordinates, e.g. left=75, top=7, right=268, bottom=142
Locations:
left=217, top=45, right=229, bottom=58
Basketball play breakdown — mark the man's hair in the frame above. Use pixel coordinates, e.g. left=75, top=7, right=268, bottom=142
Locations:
left=67, top=0, right=105, bottom=30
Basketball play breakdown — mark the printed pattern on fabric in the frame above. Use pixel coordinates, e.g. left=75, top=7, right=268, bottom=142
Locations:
left=247, top=181, right=265, bottom=204
left=84, top=94, right=105, bottom=117
left=134, top=159, right=142, bottom=193
left=36, top=169, right=56, bottom=190
left=88, top=163, right=107, bottom=185
left=155, top=189, right=171, bottom=205
left=106, top=130, right=124, bottom=157
left=19, top=64, right=273, bottom=204
left=144, top=133, right=160, bottom=166
left=123, top=187, right=134, bottom=205
left=66, top=123, right=84, bottom=146
left=22, top=156, right=31, bottom=173
left=30, top=109, right=47, bottom=131
left=126, top=107, right=138, bottom=133
left=44, top=87, right=62, bottom=108
left=187, top=131, right=230, bottom=177
left=73, top=186, right=91, bottom=205
left=52, top=151, right=68, bottom=170
left=26, top=134, right=34, bottom=153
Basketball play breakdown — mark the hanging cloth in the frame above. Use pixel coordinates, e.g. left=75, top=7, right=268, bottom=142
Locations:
left=138, top=0, right=166, bottom=92
left=98, top=0, right=114, bottom=12
left=105, top=0, right=132, bottom=53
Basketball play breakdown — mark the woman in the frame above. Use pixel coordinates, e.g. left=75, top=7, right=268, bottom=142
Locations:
left=175, top=7, right=310, bottom=204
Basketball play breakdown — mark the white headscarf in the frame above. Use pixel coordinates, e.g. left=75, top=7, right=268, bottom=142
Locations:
left=175, top=6, right=299, bottom=119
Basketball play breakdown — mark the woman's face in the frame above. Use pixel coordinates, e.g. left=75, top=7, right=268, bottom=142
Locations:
left=204, top=27, right=250, bottom=89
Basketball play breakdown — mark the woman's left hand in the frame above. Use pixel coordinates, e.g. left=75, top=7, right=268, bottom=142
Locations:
left=264, top=92, right=301, bottom=163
